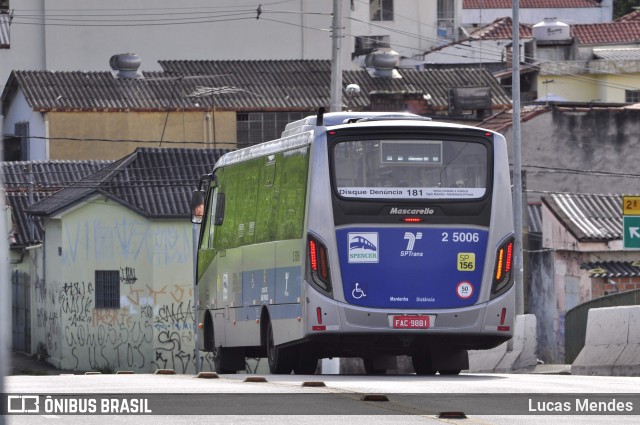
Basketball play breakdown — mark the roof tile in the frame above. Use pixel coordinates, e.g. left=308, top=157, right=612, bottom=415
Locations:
left=27, top=148, right=229, bottom=219
left=464, top=0, right=602, bottom=8
left=3, top=60, right=512, bottom=113
left=572, top=22, right=640, bottom=45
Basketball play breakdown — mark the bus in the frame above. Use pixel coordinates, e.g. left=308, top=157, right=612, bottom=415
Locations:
left=191, top=109, right=515, bottom=375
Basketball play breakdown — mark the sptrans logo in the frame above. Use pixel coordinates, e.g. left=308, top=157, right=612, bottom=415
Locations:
left=348, top=232, right=379, bottom=263
left=401, top=232, right=424, bottom=257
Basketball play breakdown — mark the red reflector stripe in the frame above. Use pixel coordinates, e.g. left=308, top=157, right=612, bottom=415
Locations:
left=316, top=307, right=323, bottom=325
left=312, top=325, right=326, bottom=331
left=500, top=308, right=507, bottom=326
left=498, top=326, right=510, bottom=332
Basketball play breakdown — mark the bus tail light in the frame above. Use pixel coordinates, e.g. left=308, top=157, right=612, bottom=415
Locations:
left=307, top=235, right=332, bottom=294
left=491, top=236, right=514, bottom=297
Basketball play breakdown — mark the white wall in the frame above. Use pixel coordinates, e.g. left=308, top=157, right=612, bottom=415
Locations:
left=1, top=1, right=463, bottom=91
left=36, top=196, right=215, bottom=373
left=2, top=88, right=47, bottom=160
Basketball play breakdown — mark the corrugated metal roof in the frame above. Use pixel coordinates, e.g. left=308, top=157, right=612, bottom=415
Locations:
left=464, top=0, right=603, bottom=8
left=593, top=48, right=640, bottom=60
left=2, top=60, right=512, bottom=113
left=6, top=192, right=47, bottom=246
left=1, top=160, right=112, bottom=246
left=28, top=147, right=229, bottom=219
left=581, top=261, right=640, bottom=278
left=542, top=193, right=623, bottom=241
left=0, top=13, right=9, bottom=48
left=161, top=60, right=512, bottom=111
left=528, top=202, right=543, bottom=234
left=475, top=105, right=549, bottom=133
left=1, top=160, right=111, bottom=189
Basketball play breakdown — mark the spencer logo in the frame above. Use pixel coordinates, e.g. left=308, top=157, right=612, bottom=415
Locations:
left=389, top=207, right=435, bottom=215
left=348, top=232, right=379, bottom=263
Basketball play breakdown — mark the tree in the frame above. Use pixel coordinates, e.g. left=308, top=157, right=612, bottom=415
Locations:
left=614, top=0, right=640, bottom=19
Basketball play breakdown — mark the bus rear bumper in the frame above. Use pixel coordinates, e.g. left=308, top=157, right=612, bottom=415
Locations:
left=304, top=284, right=515, bottom=352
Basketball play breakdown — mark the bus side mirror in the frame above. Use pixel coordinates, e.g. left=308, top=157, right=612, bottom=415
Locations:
left=214, top=192, right=225, bottom=226
left=191, top=190, right=205, bottom=224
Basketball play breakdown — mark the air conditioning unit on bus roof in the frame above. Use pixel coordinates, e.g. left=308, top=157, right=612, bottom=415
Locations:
left=280, top=112, right=424, bottom=137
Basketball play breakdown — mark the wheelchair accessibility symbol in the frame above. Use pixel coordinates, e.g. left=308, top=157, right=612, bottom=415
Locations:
left=352, top=282, right=367, bottom=299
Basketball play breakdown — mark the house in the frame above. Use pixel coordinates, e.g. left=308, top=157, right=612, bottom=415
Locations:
left=476, top=105, right=640, bottom=363
left=535, top=20, right=640, bottom=102
left=3, top=159, right=112, bottom=353
left=531, top=193, right=640, bottom=363
left=476, top=104, right=640, bottom=201
left=462, top=0, right=613, bottom=28
left=2, top=57, right=512, bottom=161
left=424, top=17, right=533, bottom=67
left=19, top=147, right=227, bottom=373
left=0, top=1, right=465, bottom=93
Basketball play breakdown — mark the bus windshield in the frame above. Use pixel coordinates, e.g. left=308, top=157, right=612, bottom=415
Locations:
left=332, top=138, right=488, bottom=200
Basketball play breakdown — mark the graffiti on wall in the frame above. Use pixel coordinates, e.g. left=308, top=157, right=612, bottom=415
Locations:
left=62, top=218, right=191, bottom=266
left=29, top=213, right=223, bottom=373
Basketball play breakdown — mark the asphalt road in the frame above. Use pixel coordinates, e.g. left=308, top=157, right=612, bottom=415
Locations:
left=3, top=368, right=640, bottom=425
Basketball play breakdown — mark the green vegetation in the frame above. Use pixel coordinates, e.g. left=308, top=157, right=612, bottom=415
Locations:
left=614, top=0, right=640, bottom=19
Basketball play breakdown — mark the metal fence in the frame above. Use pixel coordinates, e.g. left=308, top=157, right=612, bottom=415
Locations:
left=564, top=289, right=640, bottom=364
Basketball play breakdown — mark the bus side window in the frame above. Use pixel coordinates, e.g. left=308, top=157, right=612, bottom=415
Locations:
left=214, top=192, right=225, bottom=226
left=207, top=187, right=219, bottom=249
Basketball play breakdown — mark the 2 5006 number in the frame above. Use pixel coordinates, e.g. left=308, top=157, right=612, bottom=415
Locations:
left=442, top=232, right=480, bottom=243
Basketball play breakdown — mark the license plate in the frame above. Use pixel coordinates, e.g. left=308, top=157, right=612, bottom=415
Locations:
left=392, top=315, right=430, bottom=329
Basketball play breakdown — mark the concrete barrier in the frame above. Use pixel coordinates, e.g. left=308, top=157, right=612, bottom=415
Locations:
left=572, top=306, right=640, bottom=376
left=467, top=314, right=538, bottom=373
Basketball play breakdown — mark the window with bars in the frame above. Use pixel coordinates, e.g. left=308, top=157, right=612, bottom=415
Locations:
left=625, top=90, right=640, bottom=103
left=236, top=112, right=306, bottom=148
left=370, top=0, right=393, bottom=22
left=95, top=270, right=120, bottom=308
left=437, top=0, right=456, bottom=42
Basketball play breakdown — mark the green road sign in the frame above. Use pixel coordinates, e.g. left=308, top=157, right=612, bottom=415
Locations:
left=623, top=216, right=640, bottom=249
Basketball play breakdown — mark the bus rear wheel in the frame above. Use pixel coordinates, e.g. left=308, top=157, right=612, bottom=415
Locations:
left=266, top=321, right=294, bottom=374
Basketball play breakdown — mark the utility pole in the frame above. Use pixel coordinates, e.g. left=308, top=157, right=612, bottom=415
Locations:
left=330, top=0, right=343, bottom=112
left=512, top=1, right=524, bottom=316
left=323, top=0, right=344, bottom=375
left=0, top=112, right=8, bottom=425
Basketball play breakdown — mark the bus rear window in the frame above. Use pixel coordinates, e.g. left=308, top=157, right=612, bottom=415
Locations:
left=332, top=138, right=488, bottom=200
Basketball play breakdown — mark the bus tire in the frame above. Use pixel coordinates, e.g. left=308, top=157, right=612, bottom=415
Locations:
left=412, top=351, right=436, bottom=376
left=203, top=312, right=214, bottom=352
left=293, top=355, right=318, bottom=375
left=266, top=321, right=294, bottom=374
left=438, top=369, right=461, bottom=376
left=363, top=358, right=387, bottom=375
